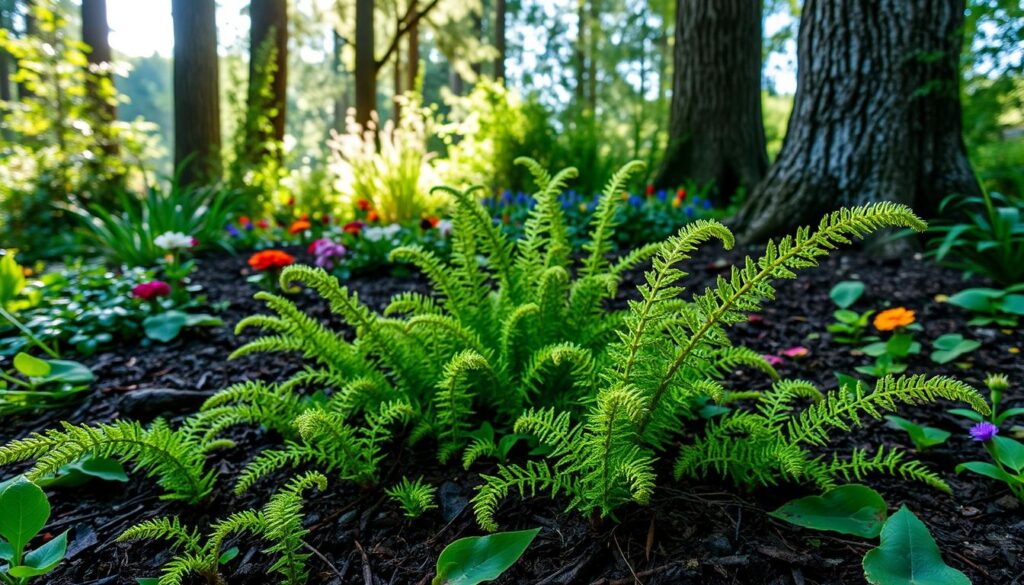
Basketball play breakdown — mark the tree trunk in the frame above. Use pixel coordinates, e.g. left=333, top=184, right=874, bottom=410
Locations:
left=494, top=0, right=505, bottom=81
left=332, top=30, right=345, bottom=131
left=734, top=0, right=980, bottom=243
left=248, top=0, right=288, bottom=145
left=0, top=2, right=11, bottom=102
left=81, top=0, right=116, bottom=152
left=654, top=0, right=766, bottom=204
left=172, top=0, right=221, bottom=186
left=407, top=19, right=419, bottom=93
left=354, top=0, right=376, bottom=127
left=392, top=39, right=401, bottom=124
left=17, top=0, right=35, bottom=100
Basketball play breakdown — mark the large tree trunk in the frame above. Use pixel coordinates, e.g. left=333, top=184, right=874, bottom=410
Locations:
left=494, top=0, right=505, bottom=81
left=81, top=0, right=116, bottom=153
left=354, top=0, right=376, bottom=126
left=172, top=0, right=221, bottom=186
left=248, top=0, right=288, bottom=146
left=654, top=0, right=766, bottom=204
left=734, top=0, right=980, bottom=243
left=407, top=20, right=418, bottom=93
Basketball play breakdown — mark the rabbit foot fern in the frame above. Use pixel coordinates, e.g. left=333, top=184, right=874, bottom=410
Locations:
left=119, top=471, right=327, bottom=585
left=0, top=419, right=216, bottom=503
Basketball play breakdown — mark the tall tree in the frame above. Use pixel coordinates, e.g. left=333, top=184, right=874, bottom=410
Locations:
left=353, top=0, right=440, bottom=126
left=80, top=0, right=116, bottom=147
left=171, top=0, right=221, bottom=186
left=654, top=0, right=766, bottom=203
left=735, top=0, right=980, bottom=242
left=248, top=0, right=288, bottom=146
left=0, top=1, right=11, bottom=102
left=493, top=0, right=505, bottom=80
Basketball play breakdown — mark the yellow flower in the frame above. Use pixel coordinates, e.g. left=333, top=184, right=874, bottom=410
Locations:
left=873, top=307, right=915, bottom=332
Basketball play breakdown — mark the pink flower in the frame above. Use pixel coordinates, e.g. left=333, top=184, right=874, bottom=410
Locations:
left=132, top=280, right=171, bottom=300
left=781, top=346, right=809, bottom=358
left=762, top=354, right=784, bottom=367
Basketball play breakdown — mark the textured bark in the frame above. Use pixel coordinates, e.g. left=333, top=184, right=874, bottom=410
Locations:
left=249, top=0, right=288, bottom=144
left=494, top=0, right=505, bottom=81
left=172, top=0, right=221, bottom=186
left=735, top=0, right=980, bottom=243
left=655, top=0, right=766, bottom=204
left=81, top=0, right=116, bottom=148
left=354, top=0, right=375, bottom=126
left=407, top=20, right=418, bottom=93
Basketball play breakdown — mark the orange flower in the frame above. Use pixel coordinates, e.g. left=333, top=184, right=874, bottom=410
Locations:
left=367, top=210, right=380, bottom=223
left=874, top=307, right=915, bottom=331
left=248, top=250, right=295, bottom=271
left=288, top=220, right=311, bottom=234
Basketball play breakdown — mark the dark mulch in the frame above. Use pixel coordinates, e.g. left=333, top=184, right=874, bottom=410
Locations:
left=2, top=245, right=1022, bottom=585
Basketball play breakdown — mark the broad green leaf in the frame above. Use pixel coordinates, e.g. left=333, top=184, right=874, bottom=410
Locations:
left=13, top=353, right=50, bottom=378
left=956, top=461, right=1018, bottom=484
left=996, top=408, right=1024, bottom=425
left=143, top=311, right=188, bottom=343
left=37, top=456, right=129, bottom=488
left=39, top=360, right=94, bottom=385
left=886, top=334, right=914, bottom=358
left=948, top=408, right=984, bottom=423
left=184, top=313, right=223, bottom=328
left=769, top=484, right=887, bottom=538
left=0, top=540, right=12, bottom=561
left=930, top=335, right=980, bottom=365
left=219, top=546, right=240, bottom=564
left=947, top=289, right=1000, bottom=312
left=1001, top=295, right=1024, bottom=315
left=136, top=579, right=160, bottom=585
left=830, top=281, right=865, bottom=309
left=991, top=436, right=1024, bottom=472
left=863, top=506, right=969, bottom=585
left=885, top=416, right=951, bottom=450
left=7, top=529, right=68, bottom=577
left=433, top=528, right=540, bottom=585
left=833, top=309, right=861, bottom=324
left=0, top=477, right=50, bottom=557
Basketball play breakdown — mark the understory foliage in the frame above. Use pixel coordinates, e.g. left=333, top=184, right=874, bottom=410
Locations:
left=191, top=158, right=659, bottom=491
left=119, top=471, right=326, bottom=585
left=0, top=419, right=216, bottom=503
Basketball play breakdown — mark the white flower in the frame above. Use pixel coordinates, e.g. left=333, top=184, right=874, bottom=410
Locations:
left=154, top=231, right=194, bottom=251
left=362, top=226, right=385, bottom=242
left=437, top=219, right=453, bottom=238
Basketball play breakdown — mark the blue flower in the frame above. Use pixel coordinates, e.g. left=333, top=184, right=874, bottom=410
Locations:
left=969, top=422, right=999, bottom=442
left=225, top=224, right=241, bottom=237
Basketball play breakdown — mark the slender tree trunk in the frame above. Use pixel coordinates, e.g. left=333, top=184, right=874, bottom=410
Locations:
left=450, top=66, right=464, bottom=96
left=354, top=0, right=376, bottom=126
left=172, top=0, right=221, bottom=186
left=392, top=37, right=402, bottom=124
left=0, top=2, right=11, bottom=102
left=734, top=0, right=980, bottom=243
left=332, top=30, right=345, bottom=131
left=654, top=0, right=766, bottom=203
left=248, top=0, right=288, bottom=145
left=586, top=0, right=598, bottom=112
left=494, top=0, right=505, bottom=81
left=574, top=0, right=586, bottom=104
left=17, top=0, right=35, bottom=100
left=407, top=19, right=419, bottom=93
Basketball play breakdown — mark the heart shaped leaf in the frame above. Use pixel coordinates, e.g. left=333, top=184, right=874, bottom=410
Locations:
left=770, top=484, right=887, bottom=538
left=0, top=477, right=50, bottom=557
left=863, top=506, right=969, bottom=585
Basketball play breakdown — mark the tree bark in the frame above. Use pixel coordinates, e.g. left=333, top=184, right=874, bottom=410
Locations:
left=0, top=2, right=12, bottom=102
left=654, top=0, right=766, bottom=204
left=17, top=0, right=35, bottom=100
left=354, top=0, right=376, bottom=126
left=734, top=0, right=980, bottom=243
left=494, top=0, right=505, bottom=81
left=407, top=19, right=419, bottom=93
left=172, top=0, right=222, bottom=186
left=81, top=0, right=116, bottom=150
left=248, top=0, right=288, bottom=145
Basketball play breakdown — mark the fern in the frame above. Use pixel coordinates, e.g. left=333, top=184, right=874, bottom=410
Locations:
left=120, top=471, right=326, bottom=585
left=385, top=476, right=438, bottom=518
left=0, top=419, right=215, bottom=503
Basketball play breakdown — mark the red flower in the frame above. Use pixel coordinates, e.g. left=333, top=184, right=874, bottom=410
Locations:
left=132, top=280, right=171, bottom=300
left=420, top=216, right=440, bottom=230
left=675, top=187, right=687, bottom=201
left=288, top=220, right=312, bottom=234
left=321, top=214, right=331, bottom=225
left=343, top=221, right=364, bottom=235
left=239, top=216, right=251, bottom=226
left=190, top=237, right=199, bottom=248
left=645, top=184, right=655, bottom=197
left=356, top=199, right=372, bottom=211
left=256, top=219, right=270, bottom=229
left=248, top=250, right=295, bottom=271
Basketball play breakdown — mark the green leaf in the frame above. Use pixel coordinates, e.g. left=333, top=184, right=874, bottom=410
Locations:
left=929, top=334, right=980, bottom=365
left=886, top=334, right=914, bottom=358
left=1001, top=294, right=1024, bottom=315
left=13, top=353, right=50, bottom=378
left=833, top=309, right=861, bottom=324
left=947, top=289, right=1000, bottom=312
left=995, top=407, right=1024, bottom=425
left=218, top=546, right=240, bottom=565
left=184, top=313, right=223, bottom=328
left=769, top=484, right=888, bottom=538
left=947, top=408, right=984, bottom=423
left=37, top=456, right=129, bottom=488
left=0, top=477, right=50, bottom=557
left=830, top=281, right=866, bottom=309
left=143, top=311, right=188, bottom=343
left=39, top=360, right=94, bottom=385
left=0, top=540, right=12, bottom=561
left=433, top=528, right=540, bottom=585
left=136, top=579, right=161, bottom=585
left=863, top=506, right=969, bottom=585
left=7, top=529, right=68, bottom=577
left=885, top=416, right=951, bottom=450
left=991, top=436, right=1024, bottom=473
left=956, top=461, right=1017, bottom=484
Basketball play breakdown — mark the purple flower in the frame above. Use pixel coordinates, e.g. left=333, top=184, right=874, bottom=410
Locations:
left=312, top=239, right=346, bottom=271
left=225, top=224, right=241, bottom=237
left=969, top=422, right=999, bottom=442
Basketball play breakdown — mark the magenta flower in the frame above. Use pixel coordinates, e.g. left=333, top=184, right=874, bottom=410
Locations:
left=781, top=346, right=809, bottom=358
left=310, top=238, right=347, bottom=270
left=969, top=422, right=999, bottom=442
left=762, top=354, right=784, bottom=367
left=132, top=280, right=171, bottom=300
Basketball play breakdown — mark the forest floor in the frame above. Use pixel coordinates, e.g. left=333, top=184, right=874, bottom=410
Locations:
left=3, top=245, right=1022, bottom=585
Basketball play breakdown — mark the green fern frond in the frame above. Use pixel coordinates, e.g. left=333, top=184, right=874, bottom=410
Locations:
left=473, top=460, right=571, bottom=532
left=385, top=476, right=438, bottom=518
left=581, top=159, right=646, bottom=277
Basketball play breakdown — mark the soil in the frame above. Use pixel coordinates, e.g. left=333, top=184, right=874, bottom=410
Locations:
left=2, top=245, right=1022, bottom=585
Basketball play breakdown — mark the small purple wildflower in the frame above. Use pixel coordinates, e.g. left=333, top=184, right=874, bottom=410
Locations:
left=969, top=421, right=999, bottom=442
left=311, top=238, right=347, bottom=271
left=225, top=224, right=241, bottom=237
